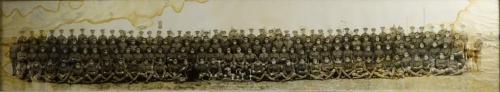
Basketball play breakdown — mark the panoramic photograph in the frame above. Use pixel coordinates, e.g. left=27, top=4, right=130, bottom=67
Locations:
left=0, top=0, right=498, bottom=91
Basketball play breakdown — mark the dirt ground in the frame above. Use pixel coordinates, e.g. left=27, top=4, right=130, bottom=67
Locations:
left=0, top=41, right=498, bottom=92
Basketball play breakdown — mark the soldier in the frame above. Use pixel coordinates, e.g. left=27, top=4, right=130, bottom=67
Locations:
left=47, top=30, right=58, bottom=47
left=68, top=61, right=84, bottom=84
left=280, top=59, right=296, bottom=81
left=442, top=32, right=453, bottom=47
left=117, top=30, right=128, bottom=52
left=342, top=56, right=354, bottom=79
left=240, top=37, right=251, bottom=52
left=107, top=30, right=118, bottom=50
left=96, top=49, right=115, bottom=82
left=369, top=55, right=388, bottom=78
left=295, top=58, right=309, bottom=80
left=379, top=27, right=387, bottom=41
left=266, top=58, right=282, bottom=81
left=141, top=48, right=156, bottom=82
left=352, top=56, right=369, bottom=79
left=171, top=58, right=188, bottom=82
left=330, top=56, right=345, bottom=79
left=449, top=53, right=467, bottom=75
left=401, top=52, right=413, bottom=77
left=113, top=48, right=132, bottom=83
left=421, top=54, right=433, bottom=76
left=392, top=55, right=405, bottom=78
left=353, top=46, right=363, bottom=58
left=332, top=45, right=343, bottom=59
left=245, top=48, right=257, bottom=64
left=209, top=57, right=223, bottom=80
left=54, top=50, right=72, bottom=83
left=303, top=37, right=313, bottom=52
left=409, top=55, right=425, bottom=77
left=35, top=45, right=47, bottom=81
left=178, top=56, right=191, bottom=82
left=320, top=56, right=334, bottom=79
left=68, top=29, right=78, bottom=46
left=250, top=59, right=267, bottom=81
left=374, top=44, right=384, bottom=59
left=233, top=48, right=246, bottom=80
left=42, top=57, right=57, bottom=82
left=432, top=53, right=449, bottom=75
left=84, top=48, right=103, bottom=83
left=196, top=58, right=210, bottom=80
left=152, top=48, right=168, bottom=81
left=247, top=28, right=257, bottom=44
left=309, top=58, right=324, bottom=80
left=361, top=32, right=372, bottom=49
left=293, top=38, right=304, bottom=53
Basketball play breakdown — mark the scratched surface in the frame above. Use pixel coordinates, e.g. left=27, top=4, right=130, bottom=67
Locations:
left=1, top=0, right=498, bottom=91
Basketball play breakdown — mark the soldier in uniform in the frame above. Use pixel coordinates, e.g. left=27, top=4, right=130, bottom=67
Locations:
left=113, top=48, right=132, bottom=83
left=321, top=56, right=334, bottom=79
left=309, top=57, right=324, bottom=80
left=449, top=53, right=467, bottom=75
left=250, top=59, right=267, bottom=81
left=127, top=48, right=142, bottom=83
left=84, top=48, right=103, bottom=83
left=233, top=48, right=246, bottom=81
left=432, top=53, right=449, bottom=75
left=209, top=57, right=223, bottom=80
left=54, top=45, right=70, bottom=83
left=196, top=58, right=211, bottom=80
left=421, top=54, right=433, bottom=76
left=295, top=58, right=309, bottom=80
left=281, top=58, right=296, bottom=81
left=331, top=56, right=346, bottom=79
left=392, top=55, right=405, bottom=78
left=266, top=58, right=283, bottom=81
left=401, top=52, right=413, bottom=77
left=351, top=56, right=369, bottom=79
left=152, top=48, right=168, bottom=81
left=141, top=48, right=156, bottom=82
left=408, top=55, right=425, bottom=77
left=369, top=55, right=388, bottom=78
left=352, top=29, right=362, bottom=48
left=42, top=56, right=57, bottom=82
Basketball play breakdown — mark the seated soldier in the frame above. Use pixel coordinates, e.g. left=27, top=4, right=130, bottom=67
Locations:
left=266, top=58, right=283, bottom=81
left=196, top=58, right=210, bottom=80
left=331, top=57, right=347, bottom=79
left=250, top=59, right=267, bottom=81
left=295, top=58, right=309, bottom=80
left=352, top=56, right=369, bottom=79
left=281, top=59, right=296, bottom=81
left=321, top=57, right=335, bottom=79
left=431, top=53, right=449, bottom=75
left=408, top=55, right=425, bottom=77
left=209, top=58, right=223, bottom=80
left=309, top=58, right=324, bottom=80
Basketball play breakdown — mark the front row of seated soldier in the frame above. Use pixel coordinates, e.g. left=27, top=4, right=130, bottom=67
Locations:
left=10, top=26, right=468, bottom=83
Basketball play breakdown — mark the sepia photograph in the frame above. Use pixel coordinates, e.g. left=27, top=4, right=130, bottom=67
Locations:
left=0, top=0, right=498, bottom=91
